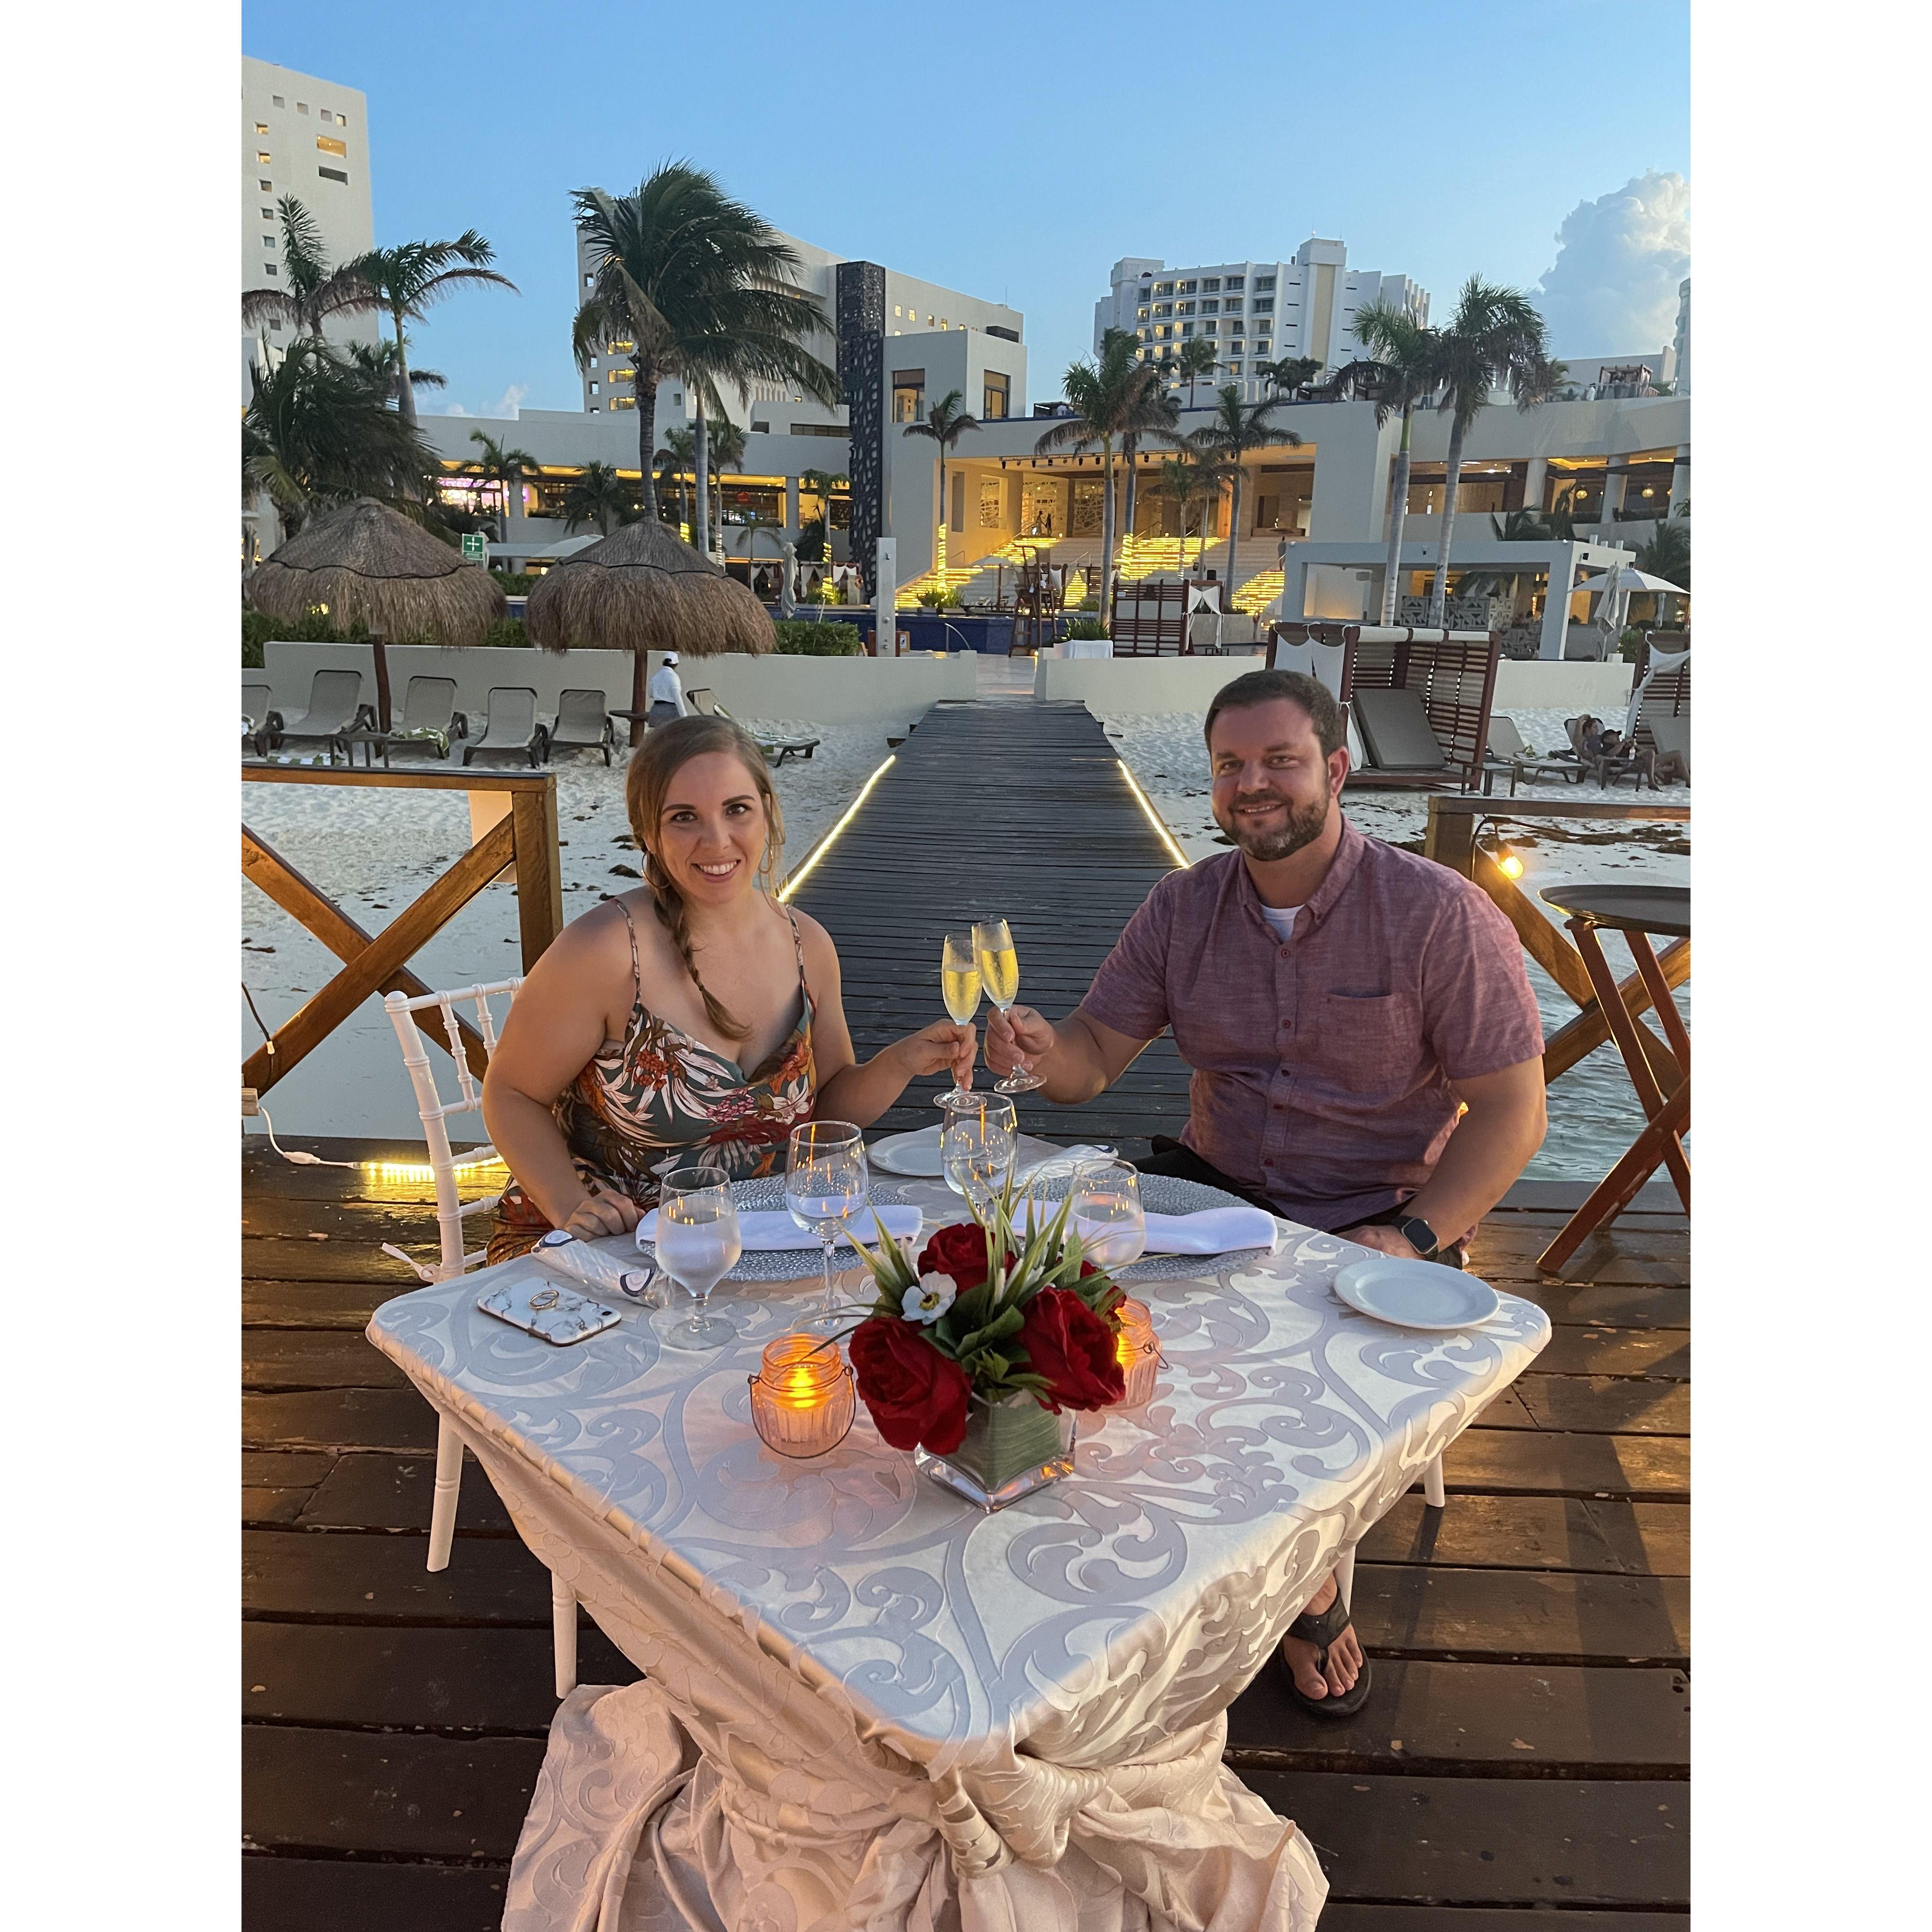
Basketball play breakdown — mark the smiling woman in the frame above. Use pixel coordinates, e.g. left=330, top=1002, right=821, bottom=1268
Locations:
left=479, top=716, right=977, bottom=1257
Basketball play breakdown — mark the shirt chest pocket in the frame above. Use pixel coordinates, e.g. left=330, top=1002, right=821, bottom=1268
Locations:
left=1303, top=990, right=1424, bottom=1102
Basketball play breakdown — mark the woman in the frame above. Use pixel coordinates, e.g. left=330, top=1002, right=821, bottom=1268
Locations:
left=482, top=715, right=973, bottom=1258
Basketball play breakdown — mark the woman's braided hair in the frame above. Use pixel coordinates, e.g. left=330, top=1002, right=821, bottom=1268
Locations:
left=623, top=713, right=787, bottom=1043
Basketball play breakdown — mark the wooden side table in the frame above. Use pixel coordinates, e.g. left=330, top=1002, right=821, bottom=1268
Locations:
left=1536, top=884, right=1690, bottom=1272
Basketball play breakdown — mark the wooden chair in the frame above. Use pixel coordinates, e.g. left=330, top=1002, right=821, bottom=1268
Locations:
left=382, top=980, right=581, bottom=1697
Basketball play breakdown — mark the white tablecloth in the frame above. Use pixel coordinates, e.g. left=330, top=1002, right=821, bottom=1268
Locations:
left=368, top=1215, right=1548, bottom=1932
left=1059, top=638, right=1114, bottom=659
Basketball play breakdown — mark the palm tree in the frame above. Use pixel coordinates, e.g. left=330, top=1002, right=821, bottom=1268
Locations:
left=1256, top=355, right=1323, bottom=398
left=796, top=467, right=847, bottom=561
left=697, top=417, right=748, bottom=554
left=344, top=233, right=518, bottom=430
left=1425, top=277, right=1564, bottom=626
left=655, top=426, right=696, bottom=534
left=1188, top=385, right=1299, bottom=590
left=559, top=462, right=637, bottom=538
left=903, top=390, right=979, bottom=575
left=571, top=163, right=838, bottom=531
left=1174, top=335, right=1219, bottom=410
left=1034, top=329, right=1159, bottom=616
left=1326, top=299, right=1438, bottom=623
left=1149, top=452, right=1223, bottom=541
left=346, top=338, right=445, bottom=411
left=1120, top=376, right=1180, bottom=538
left=466, top=431, right=540, bottom=539
left=241, top=196, right=379, bottom=342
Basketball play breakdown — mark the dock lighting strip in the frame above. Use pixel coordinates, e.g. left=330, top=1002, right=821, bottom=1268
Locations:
left=365, top=1154, right=508, bottom=1183
left=1116, top=759, right=1191, bottom=870
left=778, top=754, right=897, bottom=902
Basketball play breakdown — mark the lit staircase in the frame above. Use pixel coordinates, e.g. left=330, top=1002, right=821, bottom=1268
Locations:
left=1229, top=567, right=1284, bottom=616
left=1113, top=534, right=1214, bottom=582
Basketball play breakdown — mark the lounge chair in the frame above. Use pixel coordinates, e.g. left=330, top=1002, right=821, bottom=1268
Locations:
left=546, top=689, right=617, bottom=766
left=242, top=682, right=282, bottom=758
left=370, top=676, right=465, bottom=765
left=1648, top=713, right=1690, bottom=785
left=461, top=687, right=546, bottom=768
left=1480, top=715, right=1589, bottom=795
left=1349, top=687, right=1455, bottom=785
left=274, top=668, right=374, bottom=763
left=685, top=687, right=820, bottom=764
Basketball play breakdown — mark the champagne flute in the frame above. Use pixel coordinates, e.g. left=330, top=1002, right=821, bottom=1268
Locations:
left=656, top=1166, right=743, bottom=1349
left=934, top=931, right=982, bottom=1109
left=1069, top=1157, right=1147, bottom=1272
left=941, top=1094, right=1017, bottom=1213
left=786, top=1121, right=870, bottom=1313
left=973, top=918, right=1044, bottom=1094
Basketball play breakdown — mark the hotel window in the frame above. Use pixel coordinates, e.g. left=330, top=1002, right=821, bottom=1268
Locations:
left=1226, top=276, right=1245, bottom=291
left=1229, top=319, right=1244, bottom=335
left=608, top=367, right=632, bottom=383
left=978, top=475, right=1004, bottom=529
left=1252, top=298, right=1273, bottom=313
left=317, top=134, right=347, bottom=156
left=1200, top=299, right=1218, bottom=313
left=1180, top=322, right=1193, bottom=337
left=298, top=101, right=309, bottom=113
left=894, top=304, right=902, bottom=316
left=269, top=318, right=283, bottom=331
left=1154, top=303, right=1171, bottom=317
left=259, top=178, right=272, bottom=190
left=891, top=368, right=925, bottom=422
left=612, top=395, right=635, bottom=409
left=1136, top=306, right=1149, bottom=320
left=1181, top=281, right=1197, bottom=294
left=1226, top=361, right=1242, bottom=375
left=1255, top=275, right=1276, bottom=291
left=1138, top=328, right=1150, bottom=342
left=607, top=339, right=633, bottom=352
left=262, top=207, right=273, bottom=219
left=1153, top=281, right=1172, bottom=296
left=982, top=371, right=1009, bottom=420
left=264, top=263, right=278, bottom=276
left=588, top=381, right=599, bottom=395
left=1203, top=277, right=1221, bottom=292
left=1178, top=301, right=1195, bottom=315
left=272, top=94, right=284, bottom=105
left=255, top=121, right=269, bottom=134
left=263, top=234, right=276, bottom=247
left=318, top=166, right=348, bottom=183
left=258, top=151, right=271, bottom=164
left=321, top=108, right=334, bottom=122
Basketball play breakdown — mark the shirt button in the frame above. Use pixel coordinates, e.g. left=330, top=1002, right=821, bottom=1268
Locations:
left=1278, top=946, right=1291, bottom=959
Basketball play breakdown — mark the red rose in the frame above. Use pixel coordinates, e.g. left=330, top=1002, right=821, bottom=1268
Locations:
left=849, top=1318, right=972, bottom=1454
left=1018, top=1288, right=1125, bottom=1413
left=917, top=1222, right=993, bottom=1295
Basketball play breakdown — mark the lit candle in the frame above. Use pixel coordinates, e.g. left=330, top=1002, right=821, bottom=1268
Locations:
left=1115, top=1298, right=1161, bottom=1408
left=749, top=1333, right=855, bottom=1458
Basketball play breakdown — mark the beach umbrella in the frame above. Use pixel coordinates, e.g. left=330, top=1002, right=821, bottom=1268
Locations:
left=245, top=496, right=506, bottom=728
left=524, top=518, right=774, bottom=745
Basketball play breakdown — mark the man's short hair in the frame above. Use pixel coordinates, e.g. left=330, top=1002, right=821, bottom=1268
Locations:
left=1204, top=669, right=1346, bottom=759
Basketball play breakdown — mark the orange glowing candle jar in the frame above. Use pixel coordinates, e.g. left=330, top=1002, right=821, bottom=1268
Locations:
left=1114, top=1298, right=1161, bottom=1408
left=749, top=1333, right=856, bottom=1458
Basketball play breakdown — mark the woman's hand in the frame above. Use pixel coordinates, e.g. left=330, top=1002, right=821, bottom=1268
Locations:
left=560, top=1186, right=644, bottom=1240
left=890, top=1020, right=978, bottom=1089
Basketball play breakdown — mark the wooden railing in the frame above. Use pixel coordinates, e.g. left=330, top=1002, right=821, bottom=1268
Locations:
left=1424, top=795, right=1690, bottom=1090
left=242, top=764, right=562, bottom=1096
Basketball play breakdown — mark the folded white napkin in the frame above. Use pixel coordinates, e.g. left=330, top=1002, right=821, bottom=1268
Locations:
left=1131, top=1207, right=1281, bottom=1256
left=637, top=1205, right=923, bottom=1253
left=1015, top=1144, right=1119, bottom=1183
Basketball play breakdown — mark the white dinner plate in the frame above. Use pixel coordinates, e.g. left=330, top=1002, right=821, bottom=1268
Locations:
left=1333, top=1256, right=1500, bottom=1331
left=868, top=1126, right=945, bottom=1177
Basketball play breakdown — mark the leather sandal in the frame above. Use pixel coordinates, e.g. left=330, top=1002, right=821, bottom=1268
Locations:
left=1278, top=1588, right=1373, bottom=1719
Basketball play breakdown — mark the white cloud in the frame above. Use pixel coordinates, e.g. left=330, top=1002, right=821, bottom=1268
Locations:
left=1535, top=170, right=1690, bottom=356
left=426, top=383, right=529, bottom=421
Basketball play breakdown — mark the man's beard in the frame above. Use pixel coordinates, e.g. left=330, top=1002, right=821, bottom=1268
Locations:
left=1214, top=785, right=1331, bottom=862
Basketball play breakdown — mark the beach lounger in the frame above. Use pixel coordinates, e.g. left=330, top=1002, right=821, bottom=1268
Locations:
left=461, top=686, right=546, bottom=768
left=274, top=668, right=374, bottom=763
left=547, top=688, right=617, bottom=766
left=242, top=682, right=282, bottom=758
left=1348, top=687, right=1455, bottom=787
left=1648, top=713, right=1690, bottom=785
left=1480, top=714, right=1589, bottom=795
left=363, top=676, right=465, bottom=765
left=686, top=687, right=819, bottom=764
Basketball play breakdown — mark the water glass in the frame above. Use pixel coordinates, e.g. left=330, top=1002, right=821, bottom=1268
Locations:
left=941, top=1094, right=1017, bottom=1213
left=785, top=1121, right=869, bottom=1312
left=1070, top=1157, right=1147, bottom=1272
left=656, top=1166, right=743, bottom=1348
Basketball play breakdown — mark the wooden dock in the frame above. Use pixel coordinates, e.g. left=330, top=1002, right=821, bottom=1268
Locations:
left=242, top=702, right=1687, bottom=1927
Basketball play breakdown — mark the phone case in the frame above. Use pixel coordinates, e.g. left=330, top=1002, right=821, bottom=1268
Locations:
left=477, top=1275, right=623, bottom=1346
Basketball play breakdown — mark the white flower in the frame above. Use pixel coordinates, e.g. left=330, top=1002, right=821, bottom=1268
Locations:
left=902, top=1273, right=958, bottom=1324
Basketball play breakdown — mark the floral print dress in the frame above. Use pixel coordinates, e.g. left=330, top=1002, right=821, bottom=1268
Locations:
left=489, top=899, right=816, bottom=1262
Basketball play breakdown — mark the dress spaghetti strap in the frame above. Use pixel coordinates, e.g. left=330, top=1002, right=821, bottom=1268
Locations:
left=615, top=898, right=645, bottom=1020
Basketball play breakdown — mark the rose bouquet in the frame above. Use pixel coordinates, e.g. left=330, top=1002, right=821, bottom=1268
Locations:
left=837, top=1181, right=1127, bottom=1500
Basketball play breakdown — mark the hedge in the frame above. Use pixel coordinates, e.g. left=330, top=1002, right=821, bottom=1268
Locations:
left=772, top=620, right=862, bottom=656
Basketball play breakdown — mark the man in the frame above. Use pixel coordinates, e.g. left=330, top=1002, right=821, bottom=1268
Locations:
left=646, top=652, right=686, bottom=726
left=986, top=669, right=1547, bottom=1717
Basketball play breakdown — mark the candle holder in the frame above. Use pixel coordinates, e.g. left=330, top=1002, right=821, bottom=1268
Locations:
left=1115, top=1298, right=1161, bottom=1408
left=748, top=1333, right=855, bottom=1459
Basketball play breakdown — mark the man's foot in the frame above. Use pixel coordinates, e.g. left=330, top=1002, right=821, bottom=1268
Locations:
left=1279, top=1568, right=1364, bottom=1702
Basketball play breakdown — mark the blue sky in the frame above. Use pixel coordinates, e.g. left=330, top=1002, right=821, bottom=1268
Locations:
left=243, top=0, right=1689, bottom=419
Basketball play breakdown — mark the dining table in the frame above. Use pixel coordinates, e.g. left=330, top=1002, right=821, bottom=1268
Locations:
left=366, top=1163, right=1550, bottom=1932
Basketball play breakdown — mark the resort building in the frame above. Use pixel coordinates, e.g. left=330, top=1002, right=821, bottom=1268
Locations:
left=1673, top=277, right=1691, bottom=394
left=241, top=58, right=374, bottom=391
left=1092, top=238, right=1430, bottom=390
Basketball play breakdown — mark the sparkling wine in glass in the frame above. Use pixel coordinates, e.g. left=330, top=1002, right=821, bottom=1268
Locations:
left=973, top=918, right=1044, bottom=1094
left=934, top=931, right=982, bottom=1110
left=786, top=1121, right=869, bottom=1313
left=941, top=1094, right=1017, bottom=1213
left=1069, top=1157, right=1147, bottom=1272
left=656, top=1166, right=743, bottom=1349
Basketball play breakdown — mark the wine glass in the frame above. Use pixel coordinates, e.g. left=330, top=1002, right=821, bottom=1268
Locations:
left=933, top=931, right=983, bottom=1110
left=941, top=1094, right=1017, bottom=1213
left=786, top=1121, right=870, bottom=1313
left=1069, top=1157, right=1147, bottom=1272
left=656, top=1166, right=743, bottom=1349
left=973, top=918, right=1044, bottom=1094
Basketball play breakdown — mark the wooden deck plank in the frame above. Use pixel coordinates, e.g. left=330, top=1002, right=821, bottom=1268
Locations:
left=244, top=1529, right=557, bottom=1624
left=242, top=1856, right=509, bottom=1932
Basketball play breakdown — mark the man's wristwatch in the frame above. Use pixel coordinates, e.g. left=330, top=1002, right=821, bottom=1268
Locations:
left=1393, top=1214, right=1441, bottom=1260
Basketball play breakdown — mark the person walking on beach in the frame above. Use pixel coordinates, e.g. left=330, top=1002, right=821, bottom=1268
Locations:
left=647, top=653, right=686, bottom=727
left=984, top=667, right=1548, bottom=1718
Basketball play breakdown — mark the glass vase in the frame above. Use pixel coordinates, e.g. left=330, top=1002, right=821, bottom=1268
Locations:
left=915, top=1391, right=1077, bottom=1511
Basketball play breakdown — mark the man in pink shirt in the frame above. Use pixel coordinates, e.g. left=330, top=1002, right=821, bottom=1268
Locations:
left=986, top=668, right=1547, bottom=1719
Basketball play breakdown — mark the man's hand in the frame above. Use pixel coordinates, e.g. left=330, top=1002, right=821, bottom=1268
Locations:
left=562, top=1186, right=644, bottom=1240
left=1337, top=1221, right=1425, bottom=1262
left=985, top=1004, right=1056, bottom=1077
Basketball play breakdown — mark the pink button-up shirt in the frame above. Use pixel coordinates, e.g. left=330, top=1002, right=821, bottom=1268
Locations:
left=1083, top=818, right=1544, bottom=1230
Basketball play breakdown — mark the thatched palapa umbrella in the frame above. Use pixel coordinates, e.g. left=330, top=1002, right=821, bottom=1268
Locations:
left=524, top=520, right=773, bottom=746
left=245, top=496, right=506, bottom=728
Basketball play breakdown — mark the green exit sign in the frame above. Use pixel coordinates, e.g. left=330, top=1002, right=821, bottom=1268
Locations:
left=461, top=532, right=488, bottom=562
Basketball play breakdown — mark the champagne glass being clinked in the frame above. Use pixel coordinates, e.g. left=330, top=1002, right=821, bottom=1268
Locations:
left=974, top=918, right=1044, bottom=1094
left=935, top=930, right=982, bottom=1110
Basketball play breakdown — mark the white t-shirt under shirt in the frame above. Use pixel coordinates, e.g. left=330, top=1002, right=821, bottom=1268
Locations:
left=1258, top=903, right=1303, bottom=943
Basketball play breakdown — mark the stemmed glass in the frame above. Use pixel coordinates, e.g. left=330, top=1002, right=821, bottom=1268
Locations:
left=655, top=1166, right=744, bottom=1349
left=1069, top=1158, right=1147, bottom=1272
left=941, top=1094, right=1018, bottom=1213
left=786, top=1121, right=870, bottom=1313
left=973, top=918, right=1044, bottom=1094
left=934, top=931, right=983, bottom=1110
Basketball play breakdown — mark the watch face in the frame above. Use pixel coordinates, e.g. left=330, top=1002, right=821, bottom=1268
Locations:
left=1400, top=1217, right=1438, bottom=1254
